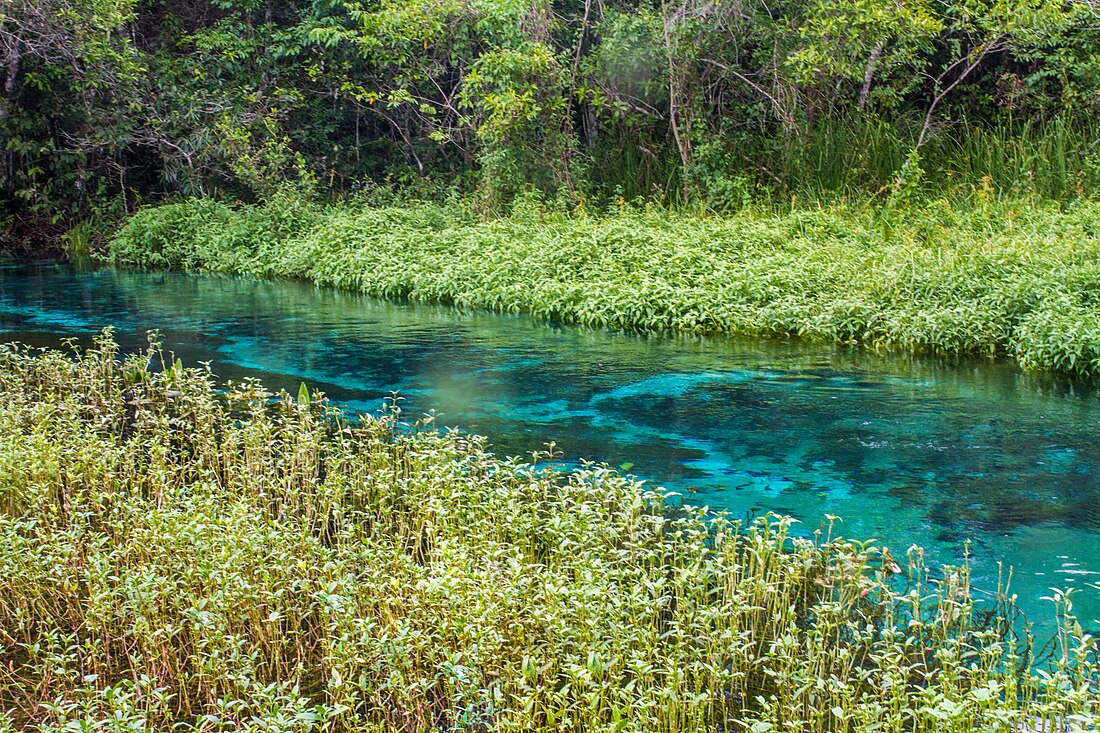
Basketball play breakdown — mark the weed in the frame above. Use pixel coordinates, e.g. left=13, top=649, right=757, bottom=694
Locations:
left=0, top=335, right=1097, bottom=731
left=110, top=197, right=1100, bottom=378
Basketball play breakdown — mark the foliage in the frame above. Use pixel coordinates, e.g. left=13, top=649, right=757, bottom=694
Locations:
left=110, top=195, right=1100, bottom=378
left=6, top=0, right=1100, bottom=245
left=0, top=0, right=141, bottom=222
left=0, top=334, right=1097, bottom=731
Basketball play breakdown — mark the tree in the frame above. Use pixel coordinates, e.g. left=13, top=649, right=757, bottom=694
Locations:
left=911, top=0, right=1074, bottom=152
left=0, top=0, right=140, bottom=220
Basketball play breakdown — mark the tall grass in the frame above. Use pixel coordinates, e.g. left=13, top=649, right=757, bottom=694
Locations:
left=110, top=194, right=1100, bottom=378
left=0, top=334, right=1097, bottom=731
left=716, top=115, right=1100, bottom=204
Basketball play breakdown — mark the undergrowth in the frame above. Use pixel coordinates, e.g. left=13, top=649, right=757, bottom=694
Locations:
left=109, top=193, right=1100, bottom=378
left=0, top=334, right=1097, bottom=731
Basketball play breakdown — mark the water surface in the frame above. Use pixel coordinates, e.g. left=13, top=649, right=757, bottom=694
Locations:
left=2, top=263, right=1098, bottom=633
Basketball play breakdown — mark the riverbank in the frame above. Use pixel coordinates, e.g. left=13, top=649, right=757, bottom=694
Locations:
left=1, top=335, right=1096, bottom=731
left=109, top=196, right=1100, bottom=379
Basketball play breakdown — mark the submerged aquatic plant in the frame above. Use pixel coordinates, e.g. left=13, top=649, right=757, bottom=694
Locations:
left=0, top=334, right=1097, bottom=731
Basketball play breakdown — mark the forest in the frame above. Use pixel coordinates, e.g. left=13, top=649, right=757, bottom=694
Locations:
left=4, top=0, right=1100, bottom=250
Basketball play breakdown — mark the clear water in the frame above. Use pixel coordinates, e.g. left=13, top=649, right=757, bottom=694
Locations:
left=2, top=263, right=1099, bottom=635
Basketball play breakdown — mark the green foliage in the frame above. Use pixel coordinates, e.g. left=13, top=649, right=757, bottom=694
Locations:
left=109, top=192, right=324, bottom=270
left=7, top=0, right=1100, bottom=246
left=0, top=0, right=142, bottom=223
left=111, top=196, right=1100, bottom=378
left=694, top=114, right=1100, bottom=206
left=1, top=335, right=1097, bottom=730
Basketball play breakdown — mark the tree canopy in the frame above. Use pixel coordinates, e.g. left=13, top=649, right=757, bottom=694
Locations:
left=2, top=0, right=1100, bottom=238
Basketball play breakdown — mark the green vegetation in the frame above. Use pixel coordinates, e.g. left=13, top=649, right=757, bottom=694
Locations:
left=0, top=334, right=1097, bottom=731
left=6, top=0, right=1100, bottom=245
left=110, top=195, right=1100, bottom=377
left=7, top=0, right=1100, bottom=726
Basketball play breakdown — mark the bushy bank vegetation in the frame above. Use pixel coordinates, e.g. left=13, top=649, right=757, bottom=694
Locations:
left=110, top=195, right=1100, bottom=378
left=0, top=334, right=1097, bottom=731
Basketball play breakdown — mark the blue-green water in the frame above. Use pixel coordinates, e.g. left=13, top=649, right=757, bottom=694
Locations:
left=3, top=263, right=1099, bottom=633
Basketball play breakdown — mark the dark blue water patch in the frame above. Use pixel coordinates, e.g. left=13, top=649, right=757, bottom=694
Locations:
left=1, top=263, right=1099, bottom=637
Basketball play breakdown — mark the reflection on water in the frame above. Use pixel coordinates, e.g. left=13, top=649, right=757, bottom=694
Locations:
left=2, top=263, right=1099, bottom=634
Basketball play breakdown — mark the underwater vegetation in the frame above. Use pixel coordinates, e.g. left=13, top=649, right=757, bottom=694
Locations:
left=0, top=334, right=1097, bottom=731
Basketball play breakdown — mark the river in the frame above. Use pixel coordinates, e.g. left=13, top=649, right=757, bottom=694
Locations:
left=2, top=262, right=1098, bottom=635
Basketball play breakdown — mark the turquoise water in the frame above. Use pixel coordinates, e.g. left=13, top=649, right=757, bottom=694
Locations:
left=2, top=263, right=1099, bottom=635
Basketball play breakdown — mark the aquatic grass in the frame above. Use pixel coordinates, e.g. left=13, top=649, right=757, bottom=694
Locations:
left=110, top=196, right=1100, bottom=378
left=0, top=334, right=1098, bottom=731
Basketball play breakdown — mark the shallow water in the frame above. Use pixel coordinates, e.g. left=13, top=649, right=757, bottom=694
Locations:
left=2, top=263, right=1099, bottom=635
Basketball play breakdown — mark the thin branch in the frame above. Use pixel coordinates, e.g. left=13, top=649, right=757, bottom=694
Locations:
left=702, top=58, right=794, bottom=130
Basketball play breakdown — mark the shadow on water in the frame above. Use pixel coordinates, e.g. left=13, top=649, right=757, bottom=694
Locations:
left=2, top=262, right=1099, bottom=636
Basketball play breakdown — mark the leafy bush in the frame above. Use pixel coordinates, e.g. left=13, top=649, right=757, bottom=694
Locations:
left=111, top=196, right=1100, bottom=378
left=0, top=335, right=1096, bottom=731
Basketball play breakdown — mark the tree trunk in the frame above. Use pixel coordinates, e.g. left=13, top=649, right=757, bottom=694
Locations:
left=899, top=39, right=1002, bottom=186
left=661, top=0, right=692, bottom=202
left=0, top=41, right=20, bottom=124
left=858, top=41, right=884, bottom=111
left=558, top=0, right=592, bottom=199
left=914, top=40, right=1000, bottom=153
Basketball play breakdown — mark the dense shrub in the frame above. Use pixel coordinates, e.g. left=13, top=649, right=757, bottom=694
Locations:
left=0, top=335, right=1096, bottom=731
left=111, top=198, right=1100, bottom=378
